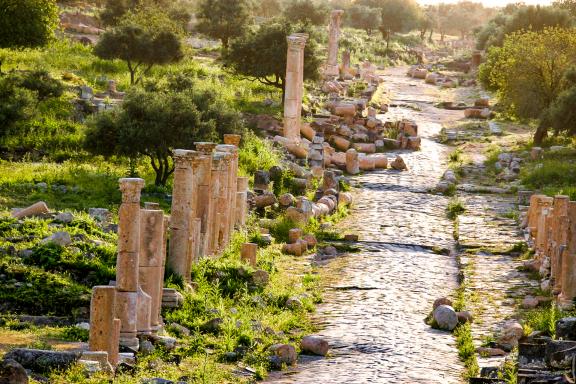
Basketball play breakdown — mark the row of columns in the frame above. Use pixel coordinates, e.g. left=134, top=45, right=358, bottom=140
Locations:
left=167, top=136, right=248, bottom=283
left=526, top=194, right=576, bottom=308
left=89, top=136, right=250, bottom=366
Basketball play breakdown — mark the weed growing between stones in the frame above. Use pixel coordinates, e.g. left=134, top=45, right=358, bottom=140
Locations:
left=447, top=198, right=466, bottom=220
left=454, top=323, right=479, bottom=378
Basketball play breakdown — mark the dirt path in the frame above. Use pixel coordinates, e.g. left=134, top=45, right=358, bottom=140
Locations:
left=268, top=67, right=474, bottom=383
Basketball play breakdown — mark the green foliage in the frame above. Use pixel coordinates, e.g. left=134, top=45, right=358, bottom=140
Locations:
left=543, top=67, right=576, bottom=138
left=0, top=76, right=36, bottom=138
left=454, top=323, right=480, bottom=379
left=86, top=83, right=242, bottom=185
left=521, top=155, right=576, bottom=200
left=284, top=0, right=328, bottom=26
left=100, top=0, right=191, bottom=28
left=479, top=27, right=576, bottom=141
left=359, top=0, right=420, bottom=36
left=476, top=5, right=574, bottom=50
left=224, top=19, right=321, bottom=100
left=196, top=0, right=253, bottom=48
left=447, top=198, right=466, bottom=220
left=238, top=130, right=282, bottom=177
left=0, top=0, right=59, bottom=50
left=346, top=5, right=381, bottom=35
left=94, top=13, right=184, bottom=85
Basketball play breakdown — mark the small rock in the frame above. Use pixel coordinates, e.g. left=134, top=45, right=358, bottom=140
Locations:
left=278, top=193, right=295, bottom=207
left=139, top=340, right=155, bottom=355
left=285, top=297, right=303, bottom=310
left=300, top=336, right=329, bottom=356
left=150, top=336, right=177, bottom=351
left=252, top=270, right=269, bottom=286
left=54, top=212, right=74, bottom=224
left=433, top=297, right=453, bottom=310
left=456, top=311, right=474, bottom=324
left=476, top=347, right=506, bottom=357
left=433, top=305, right=458, bottom=331
left=41, top=231, right=72, bottom=247
left=497, top=321, right=524, bottom=351
left=390, top=156, right=407, bottom=171
left=344, top=234, right=359, bottom=242
left=201, top=318, right=223, bottom=334
left=168, top=323, right=190, bottom=337
left=269, top=344, right=297, bottom=366
left=141, top=379, right=174, bottom=384
left=321, top=246, right=337, bottom=257
left=522, top=296, right=539, bottom=309
left=88, top=208, right=110, bottom=223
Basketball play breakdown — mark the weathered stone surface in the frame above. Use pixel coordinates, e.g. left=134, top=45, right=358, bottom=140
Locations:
left=556, top=317, right=576, bottom=341
left=433, top=305, right=458, bottom=331
left=476, top=347, right=506, bottom=357
left=279, top=193, right=295, bottom=207
left=41, top=231, right=72, bottom=247
left=252, top=270, right=269, bottom=286
left=390, top=156, right=407, bottom=171
left=254, top=192, right=277, bottom=209
left=4, top=349, right=81, bottom=373
left=545, top=340, right=576, bottom=369
left=12, top=202, right=49, bottom=219
left=456, top=311, right=473, bottom=324
left=301, top=336, right=329, bottom=356
left=0, top=359, right=28, bottom=384
left=54, top=212, right=74, bottom=224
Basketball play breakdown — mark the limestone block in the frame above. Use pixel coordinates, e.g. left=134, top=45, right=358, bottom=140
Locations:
left=345, top=149, right=359, bottom=175
left=241, top=243, right=258, bottom=267
left=359, top=155, right=376, bottom=171
left=301, top=336, right=329, bottom=356
left=300, top=123, right=316, bottom=141
left=332, top=136, right=351, bottom=151
left=89, top=286, right=117, bottom=365
left=254, top=192, right=277, bottom=209
left=391, top=156, right=408, bottom=171
left=288, top=228, right=303, bottom=244
left=334, top=103, right=356, bottom=117
left=223, top=134, right=241, bottom=147
left=286, top=142, right=309, bottom=159
left=369, top=154, right=388, bottom=169
left=12, top=201, right=49, bottom=219
left=116, top=291, right=138, bottom=349
left=353, top=143, right=376, bottom=154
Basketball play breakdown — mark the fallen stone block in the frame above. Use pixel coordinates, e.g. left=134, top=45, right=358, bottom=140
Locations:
left=4, top=349, right=81, bottom=373
left=12, top=202, right=49, bottom=219
left=300, top=336, right=329, bottom=356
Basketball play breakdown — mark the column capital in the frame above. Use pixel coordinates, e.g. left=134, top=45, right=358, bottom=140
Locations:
left=287, top=34, right=307, bottom=50
left=223, top=134, right=242, bottom=147
left=195, top=142, right=218, bottom=154
left=119, top=178, right=145, bottom=203
left=173, top=149, right=197, bottom=169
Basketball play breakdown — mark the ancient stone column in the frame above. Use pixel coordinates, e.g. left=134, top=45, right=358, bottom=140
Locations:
left=115, top=177, right=145, bottom=349
left=241, top=243, right=258, bottom=267
left=293, top=33, right=308, bottom=118
left=216, top=144, right=239, bottom=246
left=551, top=196, right=570, bottom=291
left=168, top=150, right=196, bottom=280
left=137, top=287, right=152, bottom=336
left=236, top=177, right=249, bottom=227
left=139, top=204, right=165, bottom=333
left=194, top=142, right=217, bottom=257
left=341, top=50, right=351, bottom=77
left=558, top=201, right=576, bottom=308
left=207, top=153, right=224, bottom=256
left=223, top=134, right=241, bottom=147
left=284, top=34, right=307, bottom=141
left=89, top=286, right=118, bottom=366
left=325, top=10, right=344, bottom=77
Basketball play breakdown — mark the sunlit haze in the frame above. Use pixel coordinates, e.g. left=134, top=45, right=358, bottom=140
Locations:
left=418, top=0, right=554, bottom=6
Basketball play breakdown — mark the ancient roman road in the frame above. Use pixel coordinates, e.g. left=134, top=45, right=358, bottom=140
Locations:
left=268, top=66, right=469, bottom=383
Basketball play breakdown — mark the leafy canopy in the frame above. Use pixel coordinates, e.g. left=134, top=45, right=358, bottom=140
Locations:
left=223, top=20, right=321, bottom=100
left=0, top=0, right=59, bottom=49
left=284, top=0, right=328, bottom=26
left=196, top=0, right=253, bottom=49
left=86, top=81, right=243, bottom=186
left=94, top=8, right=184, bottom=85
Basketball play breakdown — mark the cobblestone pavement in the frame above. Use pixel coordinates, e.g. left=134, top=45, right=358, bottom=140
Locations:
left=267, top=67, right=466, bottom=383
left=458, top=163, right=536, bottom=369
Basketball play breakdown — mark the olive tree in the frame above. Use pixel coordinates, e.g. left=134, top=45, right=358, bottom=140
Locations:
left=196, top=0, right=253, bottom=49
left=86, top=86, right=243, bottom=186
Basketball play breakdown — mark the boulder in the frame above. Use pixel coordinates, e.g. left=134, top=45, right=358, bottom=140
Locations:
left=278, top=193, right=295, bottom=207
left=369, top=155, right=388, bottom=169
left=456, top=311, right=474, bottom=324
left=338, top=192, right=353, bottom=207
left=521, top=296, right=539, bottom=309
left=353, top=143, right=376, bottom=154
left=545, top=340, right=576, bottom=369
left=12, top=202, right=49, bottom=219
left=302, top=234, right=317, bottom=249
left=331, top=136, right=351, bottom=151
left=4, top=349, right=81, bottom=373
left=556, top=317, right=576, bottom=341
left=254, top=192, right=277, bottom=209
left=300, top=336, right=329, bottom=356
left=334, top=103, right=356, bottom=118
left=476, top=347, right=506, bottom=357
left=54, top=212, right=74, bottom=224
left=433, top=305, right=458, bottom=331
left=0, top=359, right=28, bottom=384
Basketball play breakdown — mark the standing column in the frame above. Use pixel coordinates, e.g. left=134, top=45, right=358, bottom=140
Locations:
left=115, top=177, right=145, bottom=349
left=194, top=142, right=217, bottom=257
left=217, top=144, right=239, bottom=245
left=89, top=286, right=119, bottom=366
left=168, top=150, right=196, bottom=280
left=139, top=203, right=165, bottom=334
left=216, top=153, right=232, bottom=250
left=551, top=196, right=570, bottom=291
left=208, top=153, right=224, bottom=256
left=293, top=33, right=308, bottom=120
left=325, top=10, right=344, bottom=77
left=558, top=201, right=576, bottom=308
left=236, top=177, right=249, bottom=228
left=284, top=34, right=307, bottom=141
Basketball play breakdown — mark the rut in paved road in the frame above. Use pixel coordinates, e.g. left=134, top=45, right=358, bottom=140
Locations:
left=268, top=67, right=471, bottom=384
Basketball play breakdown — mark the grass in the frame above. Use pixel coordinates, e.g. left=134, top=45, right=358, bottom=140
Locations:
left=447, top=198, right=466, bottom=220
left=521, top=304, right=576, bottom=337
left=454, top=323, right=479, bottom=379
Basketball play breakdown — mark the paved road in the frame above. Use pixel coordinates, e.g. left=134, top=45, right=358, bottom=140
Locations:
left=268, top=67, right=467, bottom=383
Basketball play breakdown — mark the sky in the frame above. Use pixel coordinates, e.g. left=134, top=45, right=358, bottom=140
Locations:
left=418, top=0, right=554, bottom=5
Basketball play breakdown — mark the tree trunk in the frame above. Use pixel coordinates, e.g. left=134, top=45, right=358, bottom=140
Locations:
left=429, top=29, right=433, bottom=43
left=534, top=123, right=549, bottom=145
